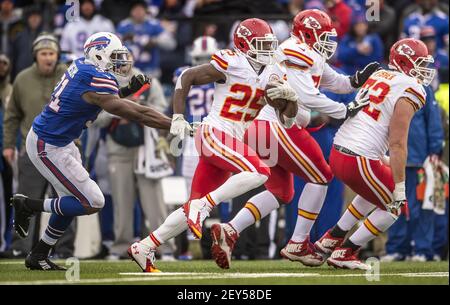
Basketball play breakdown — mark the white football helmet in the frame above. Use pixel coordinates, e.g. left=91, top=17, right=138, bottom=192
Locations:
left=84, top=32, right=132, bottom=75
left=190, top=36, right=219, bottom=66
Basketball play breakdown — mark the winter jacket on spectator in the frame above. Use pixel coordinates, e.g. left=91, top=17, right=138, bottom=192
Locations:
left=117, top=17, right=176, bottom=76
left=326, top=0, right=353, bottom=38
left=2, top=63, right=66, bottom=150
left=337, top=33, right=384, bottom=75
left=407, top=85, right=445, bottom=167
left=402, top=8, right=449, bottom=51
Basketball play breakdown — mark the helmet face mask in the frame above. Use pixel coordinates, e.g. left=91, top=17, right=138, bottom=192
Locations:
left=110, top=48, right=133, bottom=76
left=246, top=34, right=278, bottom=65
left=410, top=55, right=435, bottom=86
left=313, top=29, right=337, bottom=59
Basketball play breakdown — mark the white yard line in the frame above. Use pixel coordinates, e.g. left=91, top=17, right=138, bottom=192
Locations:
left=1, top=272, right=448, bottom=285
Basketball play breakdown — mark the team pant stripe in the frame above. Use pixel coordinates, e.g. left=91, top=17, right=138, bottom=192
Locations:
left=206, top=194, right=216, bottom=207
left=37, top=139, right=91, bottom=209
left=203, top=127, right=251, bottom=172
left=272, top=123, right=325, bottom=184
left=364, top=218, right=381, bottom=236
left=245, top=202, right=261, bottom=221
left=348, top=203, right=364, bottom=220
left=149, top=233, right=161, bottom=247
left=360, top=157, right=391, bottom=204
left=298, top=208, right=318, bottom=221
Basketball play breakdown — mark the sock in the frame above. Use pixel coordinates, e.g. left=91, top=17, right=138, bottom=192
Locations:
left=229, top=190, right=280, bottom=233
left=42, top=197, right=87, bottom=216
left=349, top=208, right=398, bottom=247
left=336, top=195, right=376, bottom=232
left=141, top=208, right=187, bottom=248
left=206, top=171, right=268, bottom=205
left=37, top=214, right=74, bottom=254
left=330, top=225, right=348, bottom=238
left=26, top=198, right=45, bottom=212
left=291, top=183, right=328, bottom=242
left=341, top=239, right=361, bottom=251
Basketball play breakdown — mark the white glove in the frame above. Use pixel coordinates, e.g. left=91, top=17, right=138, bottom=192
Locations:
left=266, top=79, right=298, bottom=103
left=346, top=88, right=371, bottom=118
left=388, top=182, right=407, bottom=217
left=170, top=114, right=192, bottom=140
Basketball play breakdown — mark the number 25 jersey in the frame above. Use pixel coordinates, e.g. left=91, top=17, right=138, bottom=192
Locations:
left=334, top=69, right=426, bottom=159
left=203, top=49, right=282, bottom=140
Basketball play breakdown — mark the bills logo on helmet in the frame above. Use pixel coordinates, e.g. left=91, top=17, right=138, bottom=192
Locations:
left=397, top=44, right=415, bottom=56
left=237, top=25, right=252, bottom=38
left=85, top=36, right=111, bottom=52
left=303, top=16, right=322, bottom=30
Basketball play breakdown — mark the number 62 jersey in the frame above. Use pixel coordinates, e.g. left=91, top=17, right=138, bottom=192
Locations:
left=334, top=69, right=426, bottom=160
left=202, top=49, right=283, bottom=140
left=33, top=58, right=120, bottom=147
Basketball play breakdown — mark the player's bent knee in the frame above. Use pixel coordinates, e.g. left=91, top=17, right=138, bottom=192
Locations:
left=274, top=191, right=294, bottom=205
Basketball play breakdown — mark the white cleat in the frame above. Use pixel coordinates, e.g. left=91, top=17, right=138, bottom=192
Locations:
left=183, top=198, right=210, bottom=239
left=127, top=242, right=161, bottom=273
left=327, top=247, right=371, bottom=270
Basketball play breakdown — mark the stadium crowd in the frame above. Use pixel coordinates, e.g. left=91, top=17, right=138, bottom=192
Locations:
left=0, top=0, right=448, bottom=262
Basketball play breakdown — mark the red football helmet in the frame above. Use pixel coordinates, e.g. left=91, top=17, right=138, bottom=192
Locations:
left=292, top=9, right=337, bottom=59
left=389, top=38, right=435, bottom=86
left=233, top=18, right=278, bottom=65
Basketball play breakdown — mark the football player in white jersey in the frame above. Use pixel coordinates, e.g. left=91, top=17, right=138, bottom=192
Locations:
left=127, top=18, right=293, bottom=272
left=210, top=9, right=378, bottom=269
left=313, top=38, right=434, bottom=270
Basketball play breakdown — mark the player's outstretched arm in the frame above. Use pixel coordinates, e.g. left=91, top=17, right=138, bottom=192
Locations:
left=387, top=97, right=416, bottom=214
left=171, top=64, right=225, bottom=139
left=82, top=92, right=171, bottom=130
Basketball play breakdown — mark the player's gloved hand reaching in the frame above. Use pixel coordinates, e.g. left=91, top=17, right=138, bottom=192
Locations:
left=170, top=114, right=193, bottom=140
left=349, top=62, right=382, bottom=88
left=345, top=88, right=370, bottom=118
left=387, top=182, right=408, bottom=218
left=118, top=74, right=151, bottom=98
left=265, top=79, right=298, bottom=103
left=189, top=121, right=201, bottom=137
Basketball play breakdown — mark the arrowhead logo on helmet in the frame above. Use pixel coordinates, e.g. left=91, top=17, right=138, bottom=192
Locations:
left=397, top=44, right=415, bottom=56
left=303, top=16, right=322, bottom=30
left=236, top=25, right=252, bottom=38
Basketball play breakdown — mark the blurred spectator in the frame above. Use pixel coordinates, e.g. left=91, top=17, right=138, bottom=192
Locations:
left=383, top=86, right=445, bottom=262
left=158, top=0, right=197, bottom=18
left=420, top=26, right=449, bottom=88
left=100, top=0, right=134, bottom=26
left=60, top=0, right=115, bottom=57
left=401, top=0, right=449, bottom=53
left=0, top=52, right=12, bottom=254
left=9, top=5, right=43, bottom=80
left=117, top=0, right=176, bottom=77
left=284, top=0, right=305, bottom=15
left=325, top=0, right=353, bottom=39
left=95, top=61, right=174, bottom=259
left=0, top=0, right=24, bottom=54
left=337, top=15, right=384, bottom=75
left=2, top=33, right=75, bottom=258
left=367, top=0, right=396, bottom=57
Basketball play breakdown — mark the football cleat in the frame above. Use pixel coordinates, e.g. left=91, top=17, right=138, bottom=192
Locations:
left=183, top=199, right=209, bottom=239
left=127, top=242, right=161, bottom=273
left=327, top=247, right=371, bottom=270
left=280, top=237, right=325, bottom=267
left=10, top=194, right=34, bottom=239
left=314, top=229, right=344, bottom=256
left=25, top=253, right=66, bottom=271
left=210, top=223, right=239, bottom=269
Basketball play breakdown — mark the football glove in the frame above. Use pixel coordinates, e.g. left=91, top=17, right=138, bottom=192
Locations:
left=387, top=182, right=407, bottom=217
left=345, top=88, right=370, bottom=118
left=118, top=74, right=151, bottom=98
left=265, top=79, right=298, bottom=103
left=170, top=114, right=192, bottom=140
left=349, top=62, right=381, bottom=88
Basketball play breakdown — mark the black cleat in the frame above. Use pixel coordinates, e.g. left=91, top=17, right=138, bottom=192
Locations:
left=25, top=253, right=67, bottom=271
left=10, top=194, right=34, bottom=239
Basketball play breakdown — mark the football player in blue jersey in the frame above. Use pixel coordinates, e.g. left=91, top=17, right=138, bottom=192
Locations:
left=10, top=32, right=174, bottom=270
left=175, top=36, right=217, bottom=190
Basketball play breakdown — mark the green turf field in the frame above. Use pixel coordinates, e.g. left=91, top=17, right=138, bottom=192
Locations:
left=0, top=259, right=448, bottom=285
